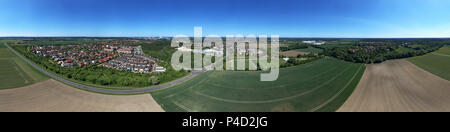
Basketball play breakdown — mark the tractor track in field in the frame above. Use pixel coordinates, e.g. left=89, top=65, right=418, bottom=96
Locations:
left=193, top=65, right=353, bottom=104
left=309, top=65, right=363, bottom=112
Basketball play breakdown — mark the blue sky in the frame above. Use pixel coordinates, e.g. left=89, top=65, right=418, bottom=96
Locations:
left=1, top=0, right=450, bottom=38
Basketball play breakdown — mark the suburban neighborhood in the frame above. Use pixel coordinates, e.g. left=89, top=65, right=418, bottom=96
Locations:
left=31, top=43, right=165, bottom=73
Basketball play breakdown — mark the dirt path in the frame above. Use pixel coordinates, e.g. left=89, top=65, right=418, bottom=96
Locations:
left=0, top=79, right=164, bottom=112
left=338, top=59, right=450, bottom=112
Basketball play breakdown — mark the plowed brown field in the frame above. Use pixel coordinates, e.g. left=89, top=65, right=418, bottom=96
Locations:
left=0, top=79, right=164, bottom=112
left=339, top=59, right=450, bottom=112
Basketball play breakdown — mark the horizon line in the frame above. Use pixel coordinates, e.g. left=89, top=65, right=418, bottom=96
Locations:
left=1, top=36, right=450, bottom=39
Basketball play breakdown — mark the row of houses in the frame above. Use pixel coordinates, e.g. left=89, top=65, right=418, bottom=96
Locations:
left=32, top=45, right=115, bottom=68
left=31, top=43, right=165, bottom=73
left=104, top=45, right=142, bottom=55
left=91, top=40, right=140, bottom=45
left=303, top=40, right=326, bottom=45
left=102, top=54, right=165, bottom=73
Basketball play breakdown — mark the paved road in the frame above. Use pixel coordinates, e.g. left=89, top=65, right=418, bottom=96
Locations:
left=5, top=44, right=204, bottom=94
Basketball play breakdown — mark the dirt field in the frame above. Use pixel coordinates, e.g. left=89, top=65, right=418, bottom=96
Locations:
left=0, top=79, right=164, bottom=112
left=338, top=59, right=450, bottom=112
left=280, top=50, right=309, bottom=57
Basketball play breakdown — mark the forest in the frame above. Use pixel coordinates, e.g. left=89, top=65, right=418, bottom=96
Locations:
left=321, top=39, right=448, bottom=63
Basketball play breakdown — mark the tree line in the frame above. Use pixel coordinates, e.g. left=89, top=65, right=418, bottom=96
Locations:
left=280, top=43, right=309, bottom=51
left=322, top=41, right=445, bottom=63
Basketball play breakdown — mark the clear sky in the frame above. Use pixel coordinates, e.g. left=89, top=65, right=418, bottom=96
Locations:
left=1, top=0, right=450, bottom=38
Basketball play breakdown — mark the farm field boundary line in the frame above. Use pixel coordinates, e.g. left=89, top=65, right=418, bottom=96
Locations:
left=432, top=53, right=450, bottom=57
left=309, top=64, right=364, bottom=112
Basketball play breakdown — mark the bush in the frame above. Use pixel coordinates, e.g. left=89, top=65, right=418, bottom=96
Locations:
left=149, top=76, right=160, bottom=85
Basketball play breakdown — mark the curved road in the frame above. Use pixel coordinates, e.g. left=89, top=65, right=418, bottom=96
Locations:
left=5, top=44, right=204, bottom=94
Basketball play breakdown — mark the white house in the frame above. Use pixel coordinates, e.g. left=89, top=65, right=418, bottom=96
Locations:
left=155, top=66, right=166, bottom=72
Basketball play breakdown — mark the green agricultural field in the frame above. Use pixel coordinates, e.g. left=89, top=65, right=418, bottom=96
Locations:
left=408, top=45, right=450, bottom=80
left=152, top=58, right=365, bottom=112
left=0, top=45, right=49, bottom=89
left=296, top=47, right=323, bottom=54
left=435, top=45, right=450, bottom=56
left=407, top=44, right=426, bottom=49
